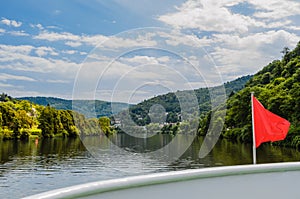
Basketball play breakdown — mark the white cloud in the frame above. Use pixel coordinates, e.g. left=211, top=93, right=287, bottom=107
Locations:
left=120, top=55, right=170, bottom=65
left=30, top=23, right=44, bottom=30
left=156, top=0, right=300, bottom=83
left=46, top=25, right=60, bottom=30
left=46, top=79, right=70, bottom=84
left=81, top=34, right=108, bottom=46
left=65, top=41, right=82, bottom=47
left=0, top=44, right=80, bottom=77
left=210, top=30, right=300, bottom=77
left=249, top=0, right=300, bottom=20
left=97, top=35, right=157, bottom=49
left=0, top=29, right=5, bottom=33
left=0, top=45, right=34, bottom=55
left=0, top=82, right=16, bottom=88
left=35, top=46, right=58, bottom=57
left=157, top=30, right=213, bottom=47
left=62, top=50, right=77, bottom=55
left=80, top=52, right=88, bottom=55
left=1, top=18, right=22, bottom=27
left=0, top=73, right=36, bottom=82
left=34, top=31, right=82, bottom=42
left=158, top=0, right=263, bottom=33
left=288, top=26, right=300, bottom=31
left=212, top=30, right=299, bottom=50
left=33, top=31, right=108, bottom=47
left=33, top=30, right=157, bottom=49
left=158, top=0, right=300, bottom=32
left=9, top=31, right=29, bottom=37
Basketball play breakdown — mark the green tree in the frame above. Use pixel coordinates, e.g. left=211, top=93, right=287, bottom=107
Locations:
left=99, top=117, right=111, bottom=135
left=16, top=110, right=34, bottom=128
left=38, top=106, right=55, bottom=137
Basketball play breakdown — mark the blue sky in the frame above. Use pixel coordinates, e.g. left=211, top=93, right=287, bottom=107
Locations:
left=1, top=0, right=300, bottom=103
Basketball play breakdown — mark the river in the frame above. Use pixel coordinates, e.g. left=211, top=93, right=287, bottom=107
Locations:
left=0, top=134, right=300, bottom=198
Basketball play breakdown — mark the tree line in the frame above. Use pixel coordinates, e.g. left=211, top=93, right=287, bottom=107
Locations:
left=0, top=97, right=112, bottom=140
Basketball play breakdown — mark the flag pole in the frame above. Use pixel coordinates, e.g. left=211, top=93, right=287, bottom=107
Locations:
left=251, top=92, right=257, bottom=164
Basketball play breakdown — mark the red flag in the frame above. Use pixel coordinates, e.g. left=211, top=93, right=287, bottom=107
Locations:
left=252, top=96, right=290, bottom=148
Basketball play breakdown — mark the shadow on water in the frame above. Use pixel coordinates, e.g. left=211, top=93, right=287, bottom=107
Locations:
left=0, top=138, right=87, bottom=164
left=171, top=136, right=300, bottom=169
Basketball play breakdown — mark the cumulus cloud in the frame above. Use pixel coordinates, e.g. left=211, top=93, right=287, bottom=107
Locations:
left=211, top=30, right=300, bottom=76
left=35, top=46, right=58, bottom=57
left=157, top=0, right=300, bottom=82
left=0, top=45, right=34, bottom=55
left=158, top=0, right=263, bottom=33
left=1, top=18, right=22, bottom=27
left=0, top=44, right=79, bottom=76
left=158, top=0, right=300, bottom=32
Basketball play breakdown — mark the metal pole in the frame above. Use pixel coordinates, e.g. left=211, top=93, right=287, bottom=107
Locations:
left=251, top=92, right=257, bottom=164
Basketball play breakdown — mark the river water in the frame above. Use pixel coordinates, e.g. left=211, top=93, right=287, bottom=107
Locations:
left=0, top=134, right=300, bottom=198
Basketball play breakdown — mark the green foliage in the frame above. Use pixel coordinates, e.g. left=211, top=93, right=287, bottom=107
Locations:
left=38, top=105, right=55, bottom=138
left=99, top=117, right=112, bottom=135
left=123, top=75, right=251, bottom=126
left=0, top=96, right=108, bottom=140
left=0, top=93, right=12, bottom=102
left=206, top=41, right=300, bottom=148
left=1, top=128, right=13, bottom=140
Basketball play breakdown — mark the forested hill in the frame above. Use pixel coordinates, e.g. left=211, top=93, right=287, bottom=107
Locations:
left=127, top=75, right=252, bottom=126
left=200, top=41, right=300, bottom=148
left=0, top=94, right=113, bottom=140
left=17, top=97, right=129, bottom=118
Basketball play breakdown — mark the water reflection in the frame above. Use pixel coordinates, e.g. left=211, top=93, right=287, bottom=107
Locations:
left=0, top=135, right=300, bottom=198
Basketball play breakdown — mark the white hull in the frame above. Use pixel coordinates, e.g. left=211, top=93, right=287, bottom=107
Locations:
left=24, top=162, right=300, bottom=199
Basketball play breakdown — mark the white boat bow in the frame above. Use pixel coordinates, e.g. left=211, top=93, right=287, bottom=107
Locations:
left=23, top=162, right=300, bottom=199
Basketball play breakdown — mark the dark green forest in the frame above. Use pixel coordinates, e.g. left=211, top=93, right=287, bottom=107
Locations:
left=199, top=42, right=300, bottom=148
left=125, top=75, right=252, bottom=126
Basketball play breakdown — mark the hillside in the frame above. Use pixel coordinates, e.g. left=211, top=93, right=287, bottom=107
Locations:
left=126, top=75, right=252, bottom=126
left=200, top=41, right=300, bottom=148
left=0, top=95, right=113, bottom=140
left=18, top=97, right=129, bottom=118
